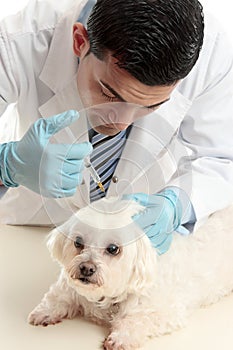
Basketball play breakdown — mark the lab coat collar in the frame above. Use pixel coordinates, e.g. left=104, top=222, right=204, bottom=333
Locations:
left=133, top=88, right=192, bottom=156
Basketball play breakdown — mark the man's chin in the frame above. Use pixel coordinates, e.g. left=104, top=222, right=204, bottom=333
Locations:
left=93, top=125, right=122, bottom=136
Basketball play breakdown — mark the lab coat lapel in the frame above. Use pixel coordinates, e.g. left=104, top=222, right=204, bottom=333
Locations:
left=107, top=89, right=192, bottom=196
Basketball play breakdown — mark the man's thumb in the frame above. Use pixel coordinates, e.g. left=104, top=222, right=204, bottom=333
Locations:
left=43, top=110, right=80, bottom=136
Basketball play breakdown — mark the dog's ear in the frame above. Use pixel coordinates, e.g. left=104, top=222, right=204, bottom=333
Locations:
left=128, top=236, right=158, bottom=293
left=46, top=228, right=67, bottom=262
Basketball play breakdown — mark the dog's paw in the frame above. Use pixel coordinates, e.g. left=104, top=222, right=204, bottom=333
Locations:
left=28, top=309, right=63, bottom=327
left=103, top=335, right=126, bottom=350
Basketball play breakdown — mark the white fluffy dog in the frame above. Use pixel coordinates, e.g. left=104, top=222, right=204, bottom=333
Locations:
left=28, top=197, right=233, bottom=349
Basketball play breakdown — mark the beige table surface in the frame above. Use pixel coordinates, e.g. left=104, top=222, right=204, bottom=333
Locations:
left=0, top=223, right=233, bottom=350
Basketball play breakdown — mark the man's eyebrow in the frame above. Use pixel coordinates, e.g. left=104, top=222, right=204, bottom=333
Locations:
left=100, top=80, right=169, bottom=108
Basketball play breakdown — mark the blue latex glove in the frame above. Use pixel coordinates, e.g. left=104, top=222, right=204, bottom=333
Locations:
left=123, top=189, right=183, bottom=255
left=0, top=110, right=92, bottom=198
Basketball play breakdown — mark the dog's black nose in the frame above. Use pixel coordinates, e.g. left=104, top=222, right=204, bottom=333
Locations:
left=79, top=262, right=96, bottom=277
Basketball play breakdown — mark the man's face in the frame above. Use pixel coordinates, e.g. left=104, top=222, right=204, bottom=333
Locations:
left=74, top=24, right=176, bottom=136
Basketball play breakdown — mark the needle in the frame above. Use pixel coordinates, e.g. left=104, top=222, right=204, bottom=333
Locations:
left=84, top=159, right=105, bottom=193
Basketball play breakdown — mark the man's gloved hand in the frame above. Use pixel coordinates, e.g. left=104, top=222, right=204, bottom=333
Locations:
left=123, top=189, right=184, bottom=254
left=0, top=110, right=93, bottom=198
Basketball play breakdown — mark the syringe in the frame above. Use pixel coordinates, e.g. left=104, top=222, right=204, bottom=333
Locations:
left=84, top=159, right=105, bottom=193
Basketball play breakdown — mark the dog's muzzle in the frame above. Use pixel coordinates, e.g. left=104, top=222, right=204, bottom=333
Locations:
left=78, top=261, right=97, bottom=284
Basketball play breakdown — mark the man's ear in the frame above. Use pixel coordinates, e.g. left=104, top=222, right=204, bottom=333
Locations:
left=73, top=22, right=90, bottom=57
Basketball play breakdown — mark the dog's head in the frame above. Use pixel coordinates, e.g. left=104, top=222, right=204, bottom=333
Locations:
left=47, top=197, right=158, bottom=301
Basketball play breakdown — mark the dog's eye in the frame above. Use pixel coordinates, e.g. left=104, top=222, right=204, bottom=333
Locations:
left=106, top=244, right=120, bottom=256
left=74, top=236, right=84, bottom=249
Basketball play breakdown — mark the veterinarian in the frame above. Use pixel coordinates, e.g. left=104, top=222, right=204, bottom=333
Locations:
left=0, top=0, right=232, bottom=252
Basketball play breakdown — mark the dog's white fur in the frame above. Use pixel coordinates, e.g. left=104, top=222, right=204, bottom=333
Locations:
left=28, top=197, right=233, bottom=349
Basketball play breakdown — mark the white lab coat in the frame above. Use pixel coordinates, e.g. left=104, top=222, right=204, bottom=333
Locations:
left=0, top=0, right=233, bottom=227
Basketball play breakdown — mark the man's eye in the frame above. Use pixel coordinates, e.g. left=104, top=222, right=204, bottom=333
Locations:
left=74, top=236, right=84, bottom=249
left=101, top=90, right=118, bottom=102
left=106, top=244, right=121, bottom=256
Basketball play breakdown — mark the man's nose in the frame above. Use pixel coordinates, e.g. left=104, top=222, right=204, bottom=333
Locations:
left=79, top=262, right=96, bottom=276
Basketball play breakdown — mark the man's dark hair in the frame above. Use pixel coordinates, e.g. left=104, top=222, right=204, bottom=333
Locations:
left=87, top=0, right=204, bottom=86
